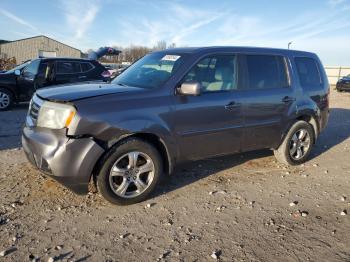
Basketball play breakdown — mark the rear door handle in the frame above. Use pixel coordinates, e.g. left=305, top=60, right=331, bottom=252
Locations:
left=282, top=96, right=295, bottom=103
left=225, top=101, right=240, bottom=110
left=78, top=75, right=87, bottom=79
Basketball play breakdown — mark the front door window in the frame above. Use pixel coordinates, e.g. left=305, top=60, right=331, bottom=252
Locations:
left=183, top=55, right=237, bottom=93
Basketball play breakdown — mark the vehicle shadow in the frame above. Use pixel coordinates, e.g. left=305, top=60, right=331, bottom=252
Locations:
left=153, top=149, right=273, bottom=198
left=310, top=108, right=350, bottom=159
left=153, top=108, right=350, bottom=198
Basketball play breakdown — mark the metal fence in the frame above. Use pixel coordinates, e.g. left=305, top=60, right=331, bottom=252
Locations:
left=325, top=66, right=350, bottom=85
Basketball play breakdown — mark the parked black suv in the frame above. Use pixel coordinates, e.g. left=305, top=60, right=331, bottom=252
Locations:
left=336, top=74, right=350, bottom=92
left=0, top=58, right=108, bottom=110
left=22, top=47, right=329, bottom=205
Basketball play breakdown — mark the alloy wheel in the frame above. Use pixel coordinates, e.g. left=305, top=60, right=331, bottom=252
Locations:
left=289, top=128, right=311, bottom=160
left=0, top=92, right=10, bottom=109
left=109, top=151, right=155, bottom=198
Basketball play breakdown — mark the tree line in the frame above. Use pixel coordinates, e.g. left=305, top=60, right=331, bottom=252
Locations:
left=95, top=41, right=177, bottom=64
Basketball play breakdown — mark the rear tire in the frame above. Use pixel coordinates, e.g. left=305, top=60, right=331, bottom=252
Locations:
left=0, top=88, right=13, bottom=111
left=97, top=138, right=163, bottom=205
left=274, top=121, right=315, bottom=165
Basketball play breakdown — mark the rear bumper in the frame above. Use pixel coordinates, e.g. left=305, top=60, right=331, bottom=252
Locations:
left=22, top=127, right=104, bottom=194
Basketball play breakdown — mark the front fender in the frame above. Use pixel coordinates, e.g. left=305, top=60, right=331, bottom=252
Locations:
left=105, top=118, right=176, bottom=151
left=68, top=114, right=178, bottom=169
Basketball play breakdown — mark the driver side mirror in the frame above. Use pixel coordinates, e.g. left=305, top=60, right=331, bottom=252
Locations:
left=177, top=81, right=201, bottom=96
left=14, top=69, right=21, bottom=76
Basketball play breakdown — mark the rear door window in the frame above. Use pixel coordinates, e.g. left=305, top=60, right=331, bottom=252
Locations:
left=244, top=55, right=289, bottom=90
left=57, top=61, right=81, bottom=74
left=295, top=57, right=322, bottom=89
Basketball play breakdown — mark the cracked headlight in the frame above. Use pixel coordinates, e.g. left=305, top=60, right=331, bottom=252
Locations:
left=37, top=101, right=76, bottom=129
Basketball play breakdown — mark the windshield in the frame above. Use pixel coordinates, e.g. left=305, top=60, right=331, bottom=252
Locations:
left=112, top=52, right=186, bottom=89
left=7, top=61, right=31, bottom=73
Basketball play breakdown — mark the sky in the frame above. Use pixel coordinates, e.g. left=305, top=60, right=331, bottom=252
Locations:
left=0, top=0, right=350, bottom=65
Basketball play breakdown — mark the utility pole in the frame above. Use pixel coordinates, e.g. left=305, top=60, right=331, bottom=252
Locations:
left=288, top=41, right=293, bottom=49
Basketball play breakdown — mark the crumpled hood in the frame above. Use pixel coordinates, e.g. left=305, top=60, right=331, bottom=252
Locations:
left=36, top=82, right=144, bottom=102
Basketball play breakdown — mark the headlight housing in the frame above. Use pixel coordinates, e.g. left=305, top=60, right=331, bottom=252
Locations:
left=37, top=101, right=76, bottom=129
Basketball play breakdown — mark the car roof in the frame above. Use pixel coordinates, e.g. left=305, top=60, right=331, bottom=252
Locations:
left=37, top=57, right=95, bottom=62
left=154, top=46, right=316, bottom=57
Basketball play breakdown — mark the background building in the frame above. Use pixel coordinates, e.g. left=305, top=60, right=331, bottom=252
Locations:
left=0, top=35, right=81, bottom=63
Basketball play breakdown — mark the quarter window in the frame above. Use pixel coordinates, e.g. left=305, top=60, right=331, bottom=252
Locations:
left=57, top=62, right=81, bottom=74
left=295, top=57, right=321, bottom=89
left=245, top=55, right=289, bottom=89
left=183, top=55, right=237, bottom=92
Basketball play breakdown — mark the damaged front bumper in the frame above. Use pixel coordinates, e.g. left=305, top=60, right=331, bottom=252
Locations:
left=22, top=126, right=104, bottom=194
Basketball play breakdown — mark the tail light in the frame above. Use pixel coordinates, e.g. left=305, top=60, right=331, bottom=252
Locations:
left=101, top=70, right=111, bottom=78
left=321, top=89, right=330, bottom=108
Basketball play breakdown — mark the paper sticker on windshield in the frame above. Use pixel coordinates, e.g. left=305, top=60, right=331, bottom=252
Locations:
left=161, top=55, right=181, bottom=61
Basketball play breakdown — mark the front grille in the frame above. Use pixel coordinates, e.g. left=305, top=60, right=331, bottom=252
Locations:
left=29, top=101, right=40, bottom=122
left=27, top=95, right=43, bottom=126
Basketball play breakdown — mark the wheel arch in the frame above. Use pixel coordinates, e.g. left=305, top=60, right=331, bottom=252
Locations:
left=277, top=111, right=319, bottom=150
left=0, top=86, right=16, bottom=101
left=121, top=132, right=173, bottom=176
left=295, top=114, right=319, bottom=141
left=91, top=132, right=174, bottom=188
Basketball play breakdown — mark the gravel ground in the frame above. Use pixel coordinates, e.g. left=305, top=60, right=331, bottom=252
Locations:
left=0, top=89, right=349, bottom=262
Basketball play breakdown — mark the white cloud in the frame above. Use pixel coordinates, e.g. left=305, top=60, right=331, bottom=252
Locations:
left=2, top=0, right=348, bottom=64
left=213, top=16, right=263, bottom=45
left=61, top=0, right=99, bottom=40
left=0, top=8, right=38, bottom=32
left=209, top=6, right=350, bottom=50
left=114, top=1, right=350, bottom=50
left=117, top=2, right=224, bottom=47
left=328, top=0, right=347, bottom=6
left=74, top=0, right=350, bottom=63
left=170, top=14, right=223, bottom=44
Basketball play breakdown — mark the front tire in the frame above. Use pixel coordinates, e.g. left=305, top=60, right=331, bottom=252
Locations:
left=274, top=121, right=315, bottom=165
left=0, top=88, right=13, bottom=111
left=97, top=138, right=163, bottom=205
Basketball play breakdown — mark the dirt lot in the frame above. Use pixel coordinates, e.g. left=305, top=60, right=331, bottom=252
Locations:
left=0, top=89, right=349, bottom=262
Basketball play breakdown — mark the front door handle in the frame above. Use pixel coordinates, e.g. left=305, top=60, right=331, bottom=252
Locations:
left=282, top=96, right=295, bottom=103
left=225, top=101, right=240, bottom=110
